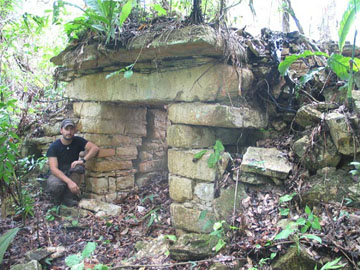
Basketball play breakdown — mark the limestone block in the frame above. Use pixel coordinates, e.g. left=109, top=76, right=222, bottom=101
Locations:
left=10, top=260, right=42, bottom=270
left=116, top=175, right=135, bottom=190
left=88, top=159, right=133, bottom=172
left=168, top=149, right=229, bottom=182
left=293, top=134, right=341, bottom=172
left=116, top=146, right=138, bottom=160
left=43, top=122, right=61, bottom=136
left=194, top=182, right=214, bottom=202
left=138, top=159, right=167, bottom=173
left=79, top=198, right=121, bottom=216
left=86, top=177, right=108, bottom=194
left=139, top=151, right=153, bottom=161
left=213, top=183, right=248, bottom=220
left=170, top=203, right=215, bottom=233
left=169, top=174, right=193, bottom=202
left=239, top=172, right=272, bottom=185
left=97, top=148, right=116, bottom=158
left=73, top=102, right=147, bottom=122
left=294, top=105, right=323, bottom=128
left=85, top=192, right=122, bottom=203
left=167, top=125, right=215, bottom=148
left=83, top=133, right=142, bottom=147
left=141, top=140, right=167, bottom=151
left=240, top=147, right=292, bottom=180
left=353, top=90, right=360, bottom=113
left=135, top=171, right=168, bottom=186
left=78, top=118, right=146, bottom=136
left=325, top=112, right=360, bottom=155
left=66, top=63, right=242, bottom=104
left=168, top=102, right=268, bottom=129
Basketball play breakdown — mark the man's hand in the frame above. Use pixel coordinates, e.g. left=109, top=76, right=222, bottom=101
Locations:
left=67, top=180, right=80, bottom=194
left=71, top=160, right=84, bottom=168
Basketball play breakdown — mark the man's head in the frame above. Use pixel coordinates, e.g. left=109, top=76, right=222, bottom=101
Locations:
left=60, top=119, right=76, bottom=141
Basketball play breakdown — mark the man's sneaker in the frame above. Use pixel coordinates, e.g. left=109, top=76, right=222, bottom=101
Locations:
left=62, top=197, right=78, bottom=207
left=69, top=165, right=85, bottom=174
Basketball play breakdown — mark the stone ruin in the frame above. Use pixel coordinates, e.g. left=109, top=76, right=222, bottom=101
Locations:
left=28, top=25, right=360, bottom=237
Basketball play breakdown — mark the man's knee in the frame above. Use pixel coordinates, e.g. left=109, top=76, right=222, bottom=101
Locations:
left=46, top=175, right=66, bottom=194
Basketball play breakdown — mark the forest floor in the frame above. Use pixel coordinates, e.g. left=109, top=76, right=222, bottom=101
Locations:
left=1, top=159, right=360, bottom=270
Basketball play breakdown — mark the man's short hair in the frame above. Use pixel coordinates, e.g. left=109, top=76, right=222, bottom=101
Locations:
left=61, top=119, right=75, bottom=129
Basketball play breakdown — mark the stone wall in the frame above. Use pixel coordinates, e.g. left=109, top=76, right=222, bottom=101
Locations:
left=47, top=25, right=274, bottom=232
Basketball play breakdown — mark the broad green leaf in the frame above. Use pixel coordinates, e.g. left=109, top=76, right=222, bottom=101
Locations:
left=94, top=264, right=109, bottom=270
left=65, top=254, right=82, bottom=267
left=327, top=54, right=360, bottom=80
left=153, top=4, right=167, bottom=16
left=278, top=51, right=329, bottom=76
left=214, top=239, right=226, bottom=252
left=124, top=70, right=133, bottom=79
left=296, top=217, right=306, bottom=226
left=298, top=67, right=325, bottom=86
left=82, top=242, right=96, bottom=258
left=207, top=152, right=217, bottom=168
left=279, top=192, right=297, bottom=203
left=300, top=234, right=322, bottom=243
left=119, top=0, right=133, bottom=27
left=199, top=210, right=208, bottom=220
left=338, top=0, right=360, bottom=53
left=279, top=208, right=290, bottom=216
left=213, top=140, right=225, bottom=152
left=270, top=252, right=277, bottom=260
left=311, top=217, right=321, bottom=230
left=305, top=205, right=311, bottom=215
left=274, top=225, right=296, bottom=240
left=193, top=150, right=207, bottom=161
left=320, top=257, right=346, bottom=270
left=0, top=228, right=20, bottom=264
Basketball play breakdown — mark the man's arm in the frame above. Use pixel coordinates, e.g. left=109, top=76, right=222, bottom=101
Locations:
left=70, top=141, right=99, bottom=168
left=48, top=157, right=80, bottom=194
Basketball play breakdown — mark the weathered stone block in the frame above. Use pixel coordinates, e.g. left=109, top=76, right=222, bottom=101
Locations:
left=168, top=102, right=267, bottom=129
left=138, top=159, right=167, bottom=173
left=116, top=146, right=138, bottom=160
left=168, top=149, right=229, bottom=182
left=73, top=102, right=147, bottom=122
left=97, top=148, right=116, bottom=158
left=86, top=177, right=108, bottom=194
left=240, top=147, right=292, bottom=180
left=88, top=159, right=133, bottom=172
left=194, top=182, right=214, bottom=202
left=78, top=118, right=146, bottom=136
left=239, top=172, right=272, bottom=185
left=167, top=125, right=215, bottom=148
left=325, top=112, right=360, bottom=155
left=170, top=203, right=215, bottom=233
left=293, top=134, right=341, bottom=172
left=116, top=175, right=135, bottom=190
left=66, top=63, right=242, bottom=104
left=83, top=133, right=142, bottom=147
left=169, top=174, right=193, bottom=202
left=10, top=260, right=42, bottom=270
left=79, top=198, right=121, bottom=216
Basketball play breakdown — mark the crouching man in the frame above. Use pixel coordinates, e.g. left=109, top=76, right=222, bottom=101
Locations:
left=46, top=119, right=99, bottom=206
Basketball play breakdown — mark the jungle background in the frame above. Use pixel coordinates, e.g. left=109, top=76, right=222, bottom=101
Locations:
left=1, top=0, right=360, bottom=269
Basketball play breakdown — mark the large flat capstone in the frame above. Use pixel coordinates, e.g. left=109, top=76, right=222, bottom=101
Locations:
left=66, top=63, right=248, bottom=104
left=240, top=147, right=292, bottom=180
left=168, top=102, right=268, bottom=128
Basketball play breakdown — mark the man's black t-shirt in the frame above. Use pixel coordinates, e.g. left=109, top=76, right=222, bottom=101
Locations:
left=46, top=136, right=88, bottom=173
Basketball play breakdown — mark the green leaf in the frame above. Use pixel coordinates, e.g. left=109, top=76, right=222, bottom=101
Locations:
left=311, top=217, right=321, bottom=230
left=124, top=70, right=133, bottom=79
left=65, top=254, right=82, bottom=267
left=320, top=257, right=346, bottom=270
left=214, top=239, right=226, bottom=252
left=153, top=4, right=167, bottom=16
left=198, top=210, right=207, bottom=220
left=0, top=228, right=20, bottom=264
left=94, top=264, right=109, bottom=270
left=270, top=252, right=277, bottom=260
left=298, top=67, right=325, bottom=87
left=300, top=234, right=322, bottom=243
left=213, top=140, right=225, bottom=152
left=327, top=54, right=360, bottom=80
left=279, top=192, right=297, bottom=203
left=296, top=217, right=306, bottom=226
left=279, top=208, right=290, bottom=216
left=207, top=152, right=217, bottom=168
left=278, top=51, right=329, bottom=76
left=193, top=150, right=207, bottom=161
left=71, top=262, right=84, bottom=270
left=119, top=0, right=133, bottom=27
left=82, top=242, right=96, bottom=259
left=164, top=235, right=177, bottom=242
left=305, top=205, right=311, bottom=215
left=338, top=0, right=360, bottom=53
left=274, top=225, right=296, bottom=240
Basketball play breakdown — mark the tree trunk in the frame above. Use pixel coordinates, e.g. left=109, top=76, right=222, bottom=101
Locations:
left=285, top=0, right=304, bottom=34
left=282, top=0, right=290, bottom=33
left=188, top=0, right=203, bottom=24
